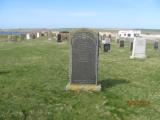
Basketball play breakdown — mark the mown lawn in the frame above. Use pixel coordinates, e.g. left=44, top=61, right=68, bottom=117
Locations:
left=0, top=37, right=160, bottom=120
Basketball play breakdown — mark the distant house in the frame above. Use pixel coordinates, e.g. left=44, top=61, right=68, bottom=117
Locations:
left=118, top=30, right=141, bottom=38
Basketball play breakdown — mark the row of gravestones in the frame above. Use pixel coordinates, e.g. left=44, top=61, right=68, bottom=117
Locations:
left=118, top=38, right=159, bottom=49
left=26, top=31, right=70, bottom=42
left=66, top=29, right=159, bottom=91
left=26, top=32, right=48, bottom=40
left=6, top=33, right=45, bottom=42
left=118, top=38, right=159, bottom=59
left=6, top=33, right=39, bottom=42
left=102, top=36, right=159, bottom=59
left=6, top=31, right=70, bottom=42
left=26, top=31, right=61, bottom=41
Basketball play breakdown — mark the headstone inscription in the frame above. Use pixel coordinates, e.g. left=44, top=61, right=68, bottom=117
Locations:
left=66, top=30, right=101, bottom=91
left=130, top=37, right=146, bottom=59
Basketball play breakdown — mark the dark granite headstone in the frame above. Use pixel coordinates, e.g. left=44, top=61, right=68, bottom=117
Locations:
left=104, top=44, right=109, bottom=52
left=120, top=40, right=124, bottom=48
left=57, top=34, right=62, bottom=42
left=70, top=30, right=99, bottom=84
left=153, top=41, right=158, bottom=50
left=103, top=38, right=111, bottom=52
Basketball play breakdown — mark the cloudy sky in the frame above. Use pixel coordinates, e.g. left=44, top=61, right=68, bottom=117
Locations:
left=0, top=0, right=160, bottom=28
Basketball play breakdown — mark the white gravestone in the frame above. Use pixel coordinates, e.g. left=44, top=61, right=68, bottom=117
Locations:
left=37, top=33, right=40, bottom=38
left=26, top=34, right=30, bottom=40
left=130, top=37, right=146, bottom=59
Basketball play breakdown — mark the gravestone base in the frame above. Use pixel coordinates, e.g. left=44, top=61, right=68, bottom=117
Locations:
left=66, top=83, right=101, bottom=91
left=130, top=54, right=146, bottom=59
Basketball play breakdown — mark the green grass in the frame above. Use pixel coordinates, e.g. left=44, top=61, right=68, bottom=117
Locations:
left=0, top=37, right=160, bottom=120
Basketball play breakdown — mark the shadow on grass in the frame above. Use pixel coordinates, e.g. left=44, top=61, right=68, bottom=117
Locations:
left=99, top=78, right=129, bottom=91
left=0, top=71, right=10, bottom=75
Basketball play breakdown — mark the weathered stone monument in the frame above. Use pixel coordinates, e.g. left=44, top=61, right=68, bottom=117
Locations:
left=66, top=29, right=101, bottom=91
left=130, top=37, right=146, bottom=59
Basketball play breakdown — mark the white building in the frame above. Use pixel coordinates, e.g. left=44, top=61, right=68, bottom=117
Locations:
left=118, top=30, right=141, bottom=38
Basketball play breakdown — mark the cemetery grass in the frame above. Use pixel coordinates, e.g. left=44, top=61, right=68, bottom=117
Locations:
left=0, top=38, right=160, bottom=120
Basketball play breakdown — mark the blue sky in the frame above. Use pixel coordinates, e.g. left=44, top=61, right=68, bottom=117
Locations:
left=0, top=0, right=160, bottom=28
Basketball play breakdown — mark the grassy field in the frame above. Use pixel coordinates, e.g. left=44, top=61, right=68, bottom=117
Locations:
left=0, top=37, right=160, bottom=120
